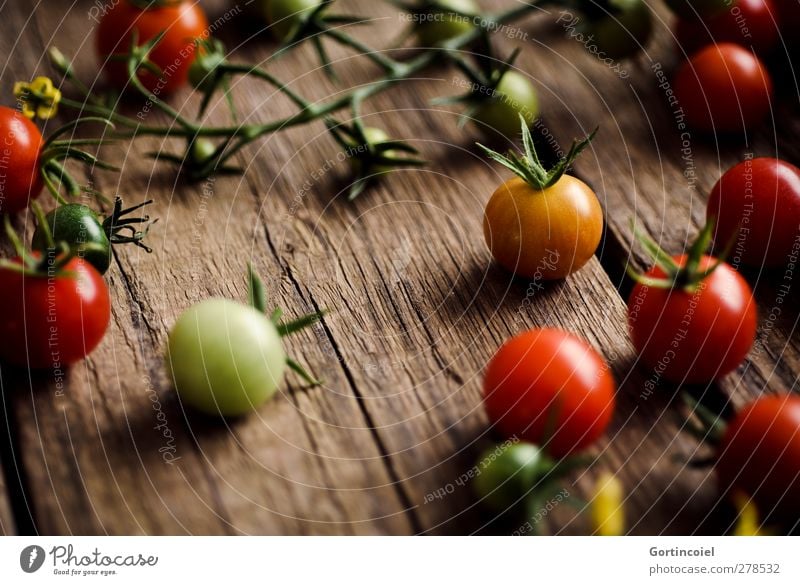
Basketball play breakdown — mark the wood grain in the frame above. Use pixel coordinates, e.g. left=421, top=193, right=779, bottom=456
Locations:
left=0, top=0, right=790, bottom=535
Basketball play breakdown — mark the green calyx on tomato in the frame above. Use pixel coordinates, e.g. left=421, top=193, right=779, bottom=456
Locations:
left=327, top=119, right=425, bottom=200
left=478, top=115, right=596, bottom=190
left=188, top=38, right=229, bottom=94
left=627, top=220, right=729, bottom=292
left=32, top=198, right=156, bottom=275
left=167, top=265, right=326, bottom=417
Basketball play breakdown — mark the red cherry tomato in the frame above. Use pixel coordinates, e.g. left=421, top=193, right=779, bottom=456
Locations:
left=483, top=328, right=616, bottom=457
left=707, top=157, right=800, bottom=267
left=96, top=0, right=209, bottom=94
left=674, top=43, right=773, bottom=133
left=717, top=395, right=800, bottom=518
left=675, top=0, right=779, bottom=56
left=0, top=106, right=44, bottom=215
left=0, top=256, right=111, bottom=368
left=628, top=255, right=757, bottom=384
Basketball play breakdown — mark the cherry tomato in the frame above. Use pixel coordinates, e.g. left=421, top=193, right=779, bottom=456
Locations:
left=0, top=106, right=44, bottom=215
left=96, top=0, right=209, bottom=94
left=472, top=71, right=539, bottom=139
left=483, top=174, right=603, bottom=279
left=675, top=0, right=779, bottom=56
left=585, top=0, right=654, bottom=60
left=628, top=255, right=757, bottom=384
left=707, top=157, right=800, bottom=268
left=483, top=328, right=616, bottom=457
left=717, top=395, right=800, bottom=518
left=0, top=256, right=110, bottom=368
left=416, top=0, right=478, bottom=46
left=32, top=204, right=112, bottom=274
left=673, top=43, right=773, bottom=134
left=666, top=0, right=733, bottom=19
left=266, top=0, right=322, bottom=41
left=167, top=299, right=288, bottom=416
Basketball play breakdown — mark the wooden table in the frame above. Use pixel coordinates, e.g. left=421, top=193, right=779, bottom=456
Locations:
left=0, top=0, right=796, bottom=535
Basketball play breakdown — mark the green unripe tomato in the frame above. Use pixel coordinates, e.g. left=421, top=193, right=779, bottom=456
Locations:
left=665, top=0, right=732, bottom=19
left=32, top=204, right=112, bottom=274
left=190, top=138, right=217, bottom=165
left=473, top=443, right=552, bottom=510
left=585, top=0, right=653, bottom=60
left=472, top=71, right=539, bottom=139
left=417, top=0, right=479, bottom=46
left=266, top=0, right=322, bottom=41
left=167, top=299, right=288, bottom=417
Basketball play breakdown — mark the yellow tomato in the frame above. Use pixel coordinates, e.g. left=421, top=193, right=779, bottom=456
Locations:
left=483, top=174, right=603, bottom=279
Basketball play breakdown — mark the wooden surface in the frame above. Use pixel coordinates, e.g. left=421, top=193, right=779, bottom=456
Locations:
left=0, top=0, right=794, bottom=535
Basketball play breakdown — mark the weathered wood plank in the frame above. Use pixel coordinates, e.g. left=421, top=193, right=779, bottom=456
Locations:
left=0, top=0, right=760, bottom=535
left=231, top=1, right=722, bottom=533
left=3, top=0, right=413, bottom=535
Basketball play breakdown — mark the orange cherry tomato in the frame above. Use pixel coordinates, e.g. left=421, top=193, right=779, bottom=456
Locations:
left=483, top=175, right=603, bottom=279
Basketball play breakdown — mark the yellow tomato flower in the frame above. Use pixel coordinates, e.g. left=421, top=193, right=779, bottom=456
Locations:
left=732, top=493, right=773, bottom=536
left=13, top=76, right=62, bottom=120
left=591, top=472, right=625, bottom=536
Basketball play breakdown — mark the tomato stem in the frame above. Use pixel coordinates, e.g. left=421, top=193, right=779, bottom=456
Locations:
left=50, top=1, right=542, bottom=190
left=477, top=115, right=597, bottom=190
left=626, top=220, right=731, bottom=292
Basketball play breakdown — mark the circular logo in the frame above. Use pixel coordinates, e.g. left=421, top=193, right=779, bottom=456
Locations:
left=19, top=545, right=45, bottom=573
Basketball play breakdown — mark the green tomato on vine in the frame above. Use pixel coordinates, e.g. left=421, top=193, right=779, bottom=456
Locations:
left=167, top=266, right=324, bottom=417
left=32, top=199, right=156, bottom=275
left=472, top=71, right=539, bottom=139
left=416, top=0, right=479, bottom=46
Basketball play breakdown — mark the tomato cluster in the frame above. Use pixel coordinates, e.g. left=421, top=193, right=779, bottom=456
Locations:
left=668, top=0, right=784, bottom=134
